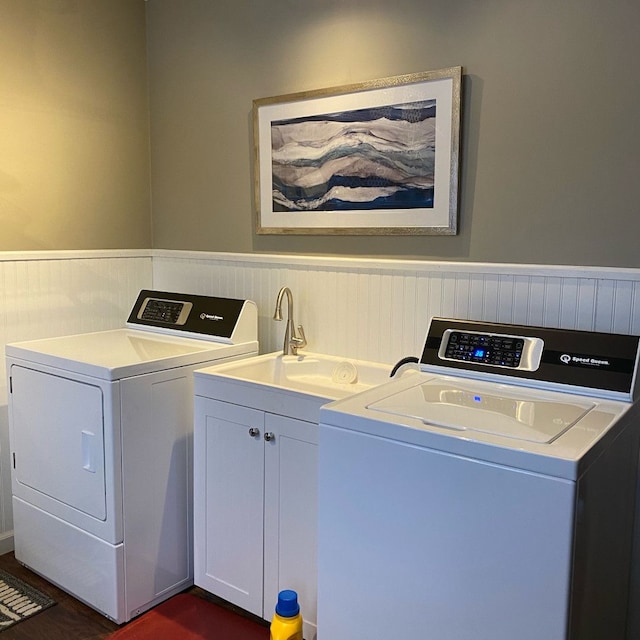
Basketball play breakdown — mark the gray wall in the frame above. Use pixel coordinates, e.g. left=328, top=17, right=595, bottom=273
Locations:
left=2, top=1, right=638, bottom=266
left=146, top=0, right=640, bottom=268
left=0, top=0, right=151, bottom=250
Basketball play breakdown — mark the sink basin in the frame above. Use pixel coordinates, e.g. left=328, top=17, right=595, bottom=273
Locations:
left=204, top=351, right=392, bottom=400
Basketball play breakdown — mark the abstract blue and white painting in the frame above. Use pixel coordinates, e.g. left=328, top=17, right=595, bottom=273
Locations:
left=270, top=100, right=436, bottom=213
left=254, top=67, right=461, bottom=233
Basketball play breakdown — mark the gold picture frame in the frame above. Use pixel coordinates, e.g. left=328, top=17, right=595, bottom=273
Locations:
left=253, top=67, right=462, bottom=236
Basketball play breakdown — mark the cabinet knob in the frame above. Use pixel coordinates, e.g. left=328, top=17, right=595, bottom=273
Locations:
left=264, top=432, right=275, bottom=442
left=249, top=427, right=260, bottom=437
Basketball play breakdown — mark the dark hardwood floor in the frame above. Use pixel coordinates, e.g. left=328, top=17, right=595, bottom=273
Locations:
left=0, top=552, right=268, bottom=640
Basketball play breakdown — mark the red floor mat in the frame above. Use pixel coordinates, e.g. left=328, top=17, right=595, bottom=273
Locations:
left=107, top=593, right=270, bottom=640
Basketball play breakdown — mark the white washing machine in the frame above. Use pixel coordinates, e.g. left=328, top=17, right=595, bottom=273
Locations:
left=317, top=318, right=640, bottom=640
left=6, top=290, right=258, bottom=623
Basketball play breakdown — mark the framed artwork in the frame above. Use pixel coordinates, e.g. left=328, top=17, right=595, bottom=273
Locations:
left=253, top=66, right=462, bottom=236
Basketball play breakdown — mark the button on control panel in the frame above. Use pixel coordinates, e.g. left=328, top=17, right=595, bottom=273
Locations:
left=137, top=298, right=193, bottom=326
left=439, top=329, right=544, bottom=372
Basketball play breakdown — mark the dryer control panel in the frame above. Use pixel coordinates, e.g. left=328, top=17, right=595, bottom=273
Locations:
left=137, top=297, right=193, bottom=326
left=126, top=290, right=258, bottom=344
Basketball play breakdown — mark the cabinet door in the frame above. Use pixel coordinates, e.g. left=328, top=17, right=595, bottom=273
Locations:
left=194, top=397, right=265, bottom=617
left=264, top=413, right=318, bottom=640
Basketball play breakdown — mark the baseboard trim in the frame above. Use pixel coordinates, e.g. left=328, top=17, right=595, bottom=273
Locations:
left=0, top=531, right=14, bottom=556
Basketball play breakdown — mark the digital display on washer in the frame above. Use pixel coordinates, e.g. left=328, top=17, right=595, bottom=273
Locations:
left=138, top=298, right=193, bottom=326
left=443, top=331, right=525, bottom=368
left=424, top=318, right=640, bottom=395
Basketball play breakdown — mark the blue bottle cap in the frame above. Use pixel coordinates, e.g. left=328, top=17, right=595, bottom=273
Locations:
left=275, top=589, right=300, bottom=617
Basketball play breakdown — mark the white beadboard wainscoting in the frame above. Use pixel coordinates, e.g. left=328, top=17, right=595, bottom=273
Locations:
left=0, top=248, right=639, bottom=563
left=153, top=251, right=640, bottom=366
left=0, top=251, right=153, bottom=552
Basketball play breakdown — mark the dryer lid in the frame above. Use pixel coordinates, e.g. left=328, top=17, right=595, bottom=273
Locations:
left=367, top=377, right=595, bottom=444
left=5, top=329, right=257, bottom=380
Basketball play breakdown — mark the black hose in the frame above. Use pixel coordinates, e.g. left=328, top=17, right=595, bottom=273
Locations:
left=390, top=356, right=419, bottom=378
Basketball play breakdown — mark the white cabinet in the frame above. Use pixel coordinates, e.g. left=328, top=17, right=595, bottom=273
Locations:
left=193, top=398, right=265, bottom=615
left=263, top=411, right=318, bottom=636
left=194, top=395, right=318, bottom=640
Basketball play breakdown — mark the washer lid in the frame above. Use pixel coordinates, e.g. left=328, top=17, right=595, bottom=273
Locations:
left=368, top=378, right=595, bottom=444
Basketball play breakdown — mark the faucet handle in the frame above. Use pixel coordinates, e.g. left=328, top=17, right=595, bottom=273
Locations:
left=292, top=324, right=307, bottom=350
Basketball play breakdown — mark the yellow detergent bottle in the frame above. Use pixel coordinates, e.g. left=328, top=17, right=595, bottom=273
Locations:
left=270, top=589, right=303, bottom=640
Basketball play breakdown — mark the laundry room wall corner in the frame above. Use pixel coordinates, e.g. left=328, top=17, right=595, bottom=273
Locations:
left=0, top=250, right=153, bottom=554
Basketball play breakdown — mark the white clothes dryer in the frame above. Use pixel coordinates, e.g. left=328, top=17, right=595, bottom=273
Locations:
left=6, top=290, right=258, bottom=623
left=317, top=318, right=640, bottom=640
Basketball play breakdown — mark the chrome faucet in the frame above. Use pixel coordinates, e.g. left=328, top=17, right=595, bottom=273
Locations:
left=273, top=287, right=307, bottom=356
